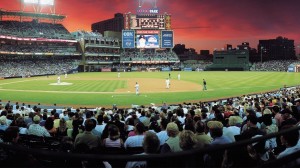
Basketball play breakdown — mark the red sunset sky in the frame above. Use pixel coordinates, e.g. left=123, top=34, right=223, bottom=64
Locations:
left=1, top=0, right=300, bottom=54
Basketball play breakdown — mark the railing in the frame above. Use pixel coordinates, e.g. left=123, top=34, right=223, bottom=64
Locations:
left=1, top=126, right=300, bottom=167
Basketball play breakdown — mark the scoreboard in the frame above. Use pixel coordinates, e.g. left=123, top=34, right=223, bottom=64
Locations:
left=122, top=12, right=173, bottom=48
left=130, top=15, right=165, bottom=30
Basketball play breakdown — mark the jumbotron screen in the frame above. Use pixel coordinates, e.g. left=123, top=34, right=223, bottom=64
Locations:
left=24, top=0, right=54, bottom=5
left=136, top=34, right=160, bottom=48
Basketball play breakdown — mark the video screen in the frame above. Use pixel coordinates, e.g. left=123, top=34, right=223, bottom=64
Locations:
left=136, top=34, right=159, bottom=48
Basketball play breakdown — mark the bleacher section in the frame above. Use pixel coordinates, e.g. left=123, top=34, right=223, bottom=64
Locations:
left=0, top=20, right=73, bottom=39
left=121, top=49, right=179, bottom=62
left=0, top=56, right=80, bottom=78
left=250, top=60, right=300, bottom=71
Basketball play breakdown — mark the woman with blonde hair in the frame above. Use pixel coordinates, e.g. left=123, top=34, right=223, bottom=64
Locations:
left=103, top=124, right=124, bottom=148
left=179, top=130, right=197, bottom=151
left=57, top=118, right=68, bottom=138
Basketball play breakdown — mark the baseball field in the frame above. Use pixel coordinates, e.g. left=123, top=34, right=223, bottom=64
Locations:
left=0, top=71, right=299, bottom=108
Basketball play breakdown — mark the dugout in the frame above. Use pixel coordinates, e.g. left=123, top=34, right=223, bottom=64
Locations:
left=206, top=50, right=250, bottom=71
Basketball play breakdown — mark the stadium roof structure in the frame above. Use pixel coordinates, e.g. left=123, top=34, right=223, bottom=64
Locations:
left=0, top=9, right=66, bottom=21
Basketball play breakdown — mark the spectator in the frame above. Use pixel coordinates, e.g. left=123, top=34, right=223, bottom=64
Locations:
left=161, top=122, right=182, bottom=153
left=44, top=117, right=57, bottom=136
left=194, top=120, right=212, bottom=146
left=27, top=115, right=51, bottom=137
left=74, top=119, right=100, bottom=149
left=179, top=130, right=197, bottom=151
left=124, top=122, right=145, bottom=148
left=0, top=116, right=8, bottom=132
left=102, top=124, right=123, bottom=148
left=125, top=132, right=160, bottom=168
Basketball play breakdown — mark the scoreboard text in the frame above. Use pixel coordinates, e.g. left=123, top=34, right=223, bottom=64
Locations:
left=130, top=15, right=165, bottom=30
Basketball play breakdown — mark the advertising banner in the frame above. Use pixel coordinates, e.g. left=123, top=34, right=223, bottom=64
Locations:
left=101, top=68, right=112, bottom=72
left=161, top=67, right=171, bottom=71
left=161, top=30, right=174, bottom=48
left=122, top=30, right=135, bottom=48
left=183, top=68, right=193, bottom=71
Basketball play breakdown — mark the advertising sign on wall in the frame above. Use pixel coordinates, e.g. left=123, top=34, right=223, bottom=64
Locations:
left=161, top=30, right=174, bottom=48
left=122, top=30, right=135, bottom=48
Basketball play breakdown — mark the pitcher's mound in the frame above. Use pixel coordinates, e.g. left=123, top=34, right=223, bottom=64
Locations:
left=49, top=82, right=73, bottom=86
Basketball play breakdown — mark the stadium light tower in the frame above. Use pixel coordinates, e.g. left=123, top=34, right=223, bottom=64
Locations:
left=21, top=0, right=56, bottom=14
left=138, top=0, right=157, bottom=8
left=260, top=46, right=263, bottom=63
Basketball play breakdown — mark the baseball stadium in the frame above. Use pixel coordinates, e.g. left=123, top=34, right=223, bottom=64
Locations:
left=1, top=0, right=300, bottom=167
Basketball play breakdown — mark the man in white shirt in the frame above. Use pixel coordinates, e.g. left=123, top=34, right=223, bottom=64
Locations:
left=57, top=75, right=61, bottom=84
left=124, top=122, right=145, bottom=148
left=166, top=78, right=170, bottom=89
left=135, top=82, right=140, bottom=95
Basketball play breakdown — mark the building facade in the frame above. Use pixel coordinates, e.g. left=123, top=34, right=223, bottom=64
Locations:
left=258, top=36, right=296, bottom=61
left=91, top=13, right=124, bottom=35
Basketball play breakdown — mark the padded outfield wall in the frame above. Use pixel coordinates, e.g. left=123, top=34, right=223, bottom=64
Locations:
left=207, top=50, right=250, bottom=71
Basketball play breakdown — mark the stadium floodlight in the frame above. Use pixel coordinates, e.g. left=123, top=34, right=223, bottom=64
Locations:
left=24, top=0, right=39, bottom=4
left=23, top=0, right=54, bottom=6
left=138, top=0, right=157, bottom=8
left=39, top=0, right=55, bottom=6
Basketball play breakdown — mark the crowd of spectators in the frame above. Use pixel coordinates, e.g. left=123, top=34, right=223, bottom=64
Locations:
left=129, top=63, right=180, bottom=70
left=120, top=49, right=179, bottom=62
left=1, top=86, right=300, bottom=167
left=85, top=48, right=120, bottom=55
left=251, top=60, right=300, bottom=71
left=85, top=56, right=120, bottom=63
left=0, top=56, right=80, bottom=77
left=181, top=60, right=213, bottom=70
left=0, top=43, right=78, bottom=54
left=0, top=20, right=72, bottom=39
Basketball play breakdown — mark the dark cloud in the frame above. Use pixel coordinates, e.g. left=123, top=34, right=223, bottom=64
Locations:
left=1, top=0, right=300, bottom=52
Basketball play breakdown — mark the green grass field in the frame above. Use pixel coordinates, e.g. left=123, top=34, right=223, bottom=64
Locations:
left=0, top=71, right=299, bottom=108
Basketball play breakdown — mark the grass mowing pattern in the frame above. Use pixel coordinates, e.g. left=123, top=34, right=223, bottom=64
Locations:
left=0, top=71, right=299, bottom=107
left=1, top=80, right=127, bottom=92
